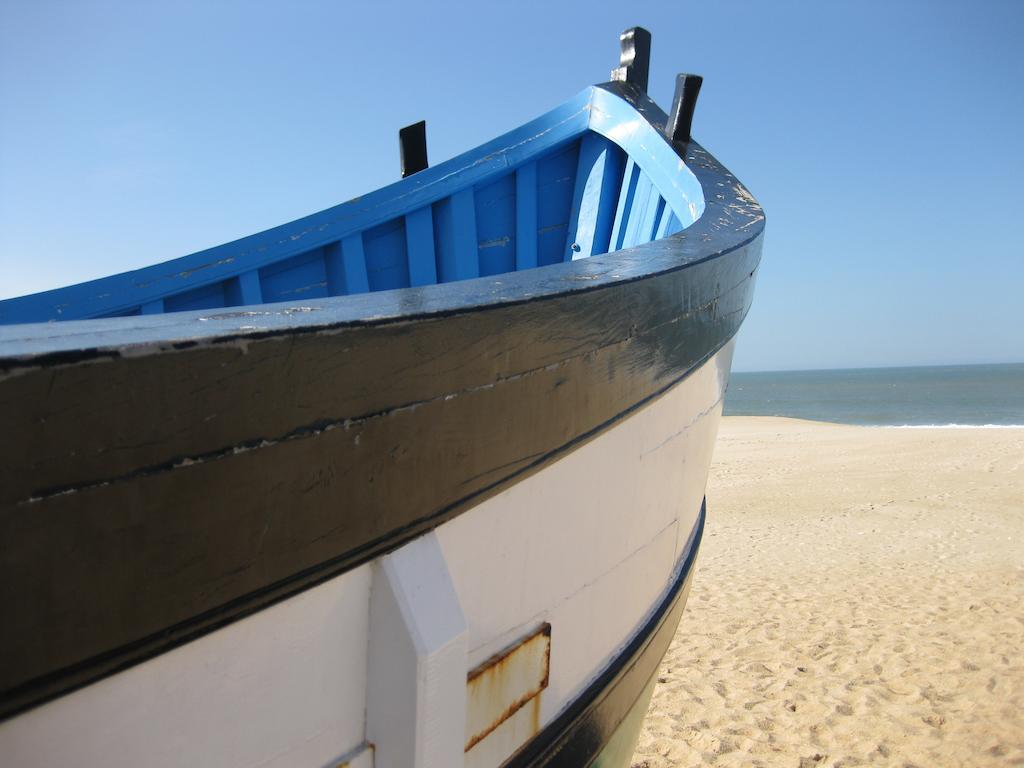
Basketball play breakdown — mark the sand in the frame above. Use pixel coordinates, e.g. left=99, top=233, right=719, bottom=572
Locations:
left=632, top=417, right=1024, bottom=768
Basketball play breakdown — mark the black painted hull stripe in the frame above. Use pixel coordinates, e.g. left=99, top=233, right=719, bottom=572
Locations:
left=505, top=500, right=705, bottom=767
left=18, top=265, right=755, bottom=506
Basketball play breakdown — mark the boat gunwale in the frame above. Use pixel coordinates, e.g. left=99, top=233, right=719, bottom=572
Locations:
left=0, top=82, right=763, bottom=365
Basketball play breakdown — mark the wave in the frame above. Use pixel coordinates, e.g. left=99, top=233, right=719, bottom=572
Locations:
left=882, top=423, right=1024, bottom=429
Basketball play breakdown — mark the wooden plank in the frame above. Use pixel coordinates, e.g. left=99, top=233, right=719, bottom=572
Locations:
left=665, top=212, right=682, bottom=235
left=589, top=144, right=626, bottom=258
left=621, top=172, right=654, bottom=250
left=653, top=198, right=674, bottom=241
left=256, top=251, right=329, bottom=303
left=637, top=185, right=664, bottom=246
left=449, top=189, right=479, bottom=281
left=236, top=270, right=263, bottom=306
left=563, top=135, right=626, bottom=260
left=473, top=174, right=516, bottom=277
left=324, top=241, right=346, bottom=295
left=608, top=159, right=640, bottom=252
left=342, top=234, right=370, bottom=294
left=363, top=219, right=409, bottom=291
left=515, top=163, right=538, bottom=270
left=563, top=134, right=605, bottom=261
left=435, top=190, right=479, bottom=283
left=405, top=208, right=438, bottom=287
left=535, top=143, right=579, bottom=267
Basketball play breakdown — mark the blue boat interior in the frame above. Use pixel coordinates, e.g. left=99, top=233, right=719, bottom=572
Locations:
left=0, top=87, right=706, bottom=325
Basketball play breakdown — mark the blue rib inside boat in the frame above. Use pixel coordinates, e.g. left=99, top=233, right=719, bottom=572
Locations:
left=0, top=87, right=705, bottom=325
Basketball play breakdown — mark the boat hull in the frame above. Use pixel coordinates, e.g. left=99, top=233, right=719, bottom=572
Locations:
left=0, top=338, right=726, bottom=767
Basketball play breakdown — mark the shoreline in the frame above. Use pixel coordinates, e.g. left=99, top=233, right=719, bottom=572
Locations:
left=722, top=414, right=1024, bottom=429
left=632, top=416, right=1024, bottom=767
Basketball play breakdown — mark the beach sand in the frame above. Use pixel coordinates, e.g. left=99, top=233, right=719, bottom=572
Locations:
left=632, top=417, right=1024, bottom=768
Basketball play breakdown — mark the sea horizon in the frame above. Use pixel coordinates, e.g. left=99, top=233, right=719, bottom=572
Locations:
left=732, top=360, right=1024, bottom=375
left=724, top=361, right=1024, bottom=427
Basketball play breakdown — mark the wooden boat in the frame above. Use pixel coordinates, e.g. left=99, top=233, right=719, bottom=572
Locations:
left=0, top=28, right=763, bottom=768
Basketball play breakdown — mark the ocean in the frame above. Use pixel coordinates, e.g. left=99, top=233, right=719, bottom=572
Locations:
left=724, top=363, right=1024, bottom=427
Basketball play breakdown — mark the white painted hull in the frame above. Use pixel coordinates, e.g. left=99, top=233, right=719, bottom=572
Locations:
left=0, top=341, right=734, bottom=767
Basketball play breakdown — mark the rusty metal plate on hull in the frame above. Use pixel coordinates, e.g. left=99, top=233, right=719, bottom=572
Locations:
left=465, top=623, right=552, bottom=752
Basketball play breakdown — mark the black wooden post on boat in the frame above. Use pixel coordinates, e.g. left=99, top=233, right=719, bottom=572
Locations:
left=667, top=73, right=703, bottom=144
left=399, top=120, right=428, bottom=178
left=611, top=27, right=651, bottom=93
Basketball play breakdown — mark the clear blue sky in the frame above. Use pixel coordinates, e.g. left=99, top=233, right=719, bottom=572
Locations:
left=2, top=0, right=1022, bottom=371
